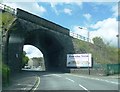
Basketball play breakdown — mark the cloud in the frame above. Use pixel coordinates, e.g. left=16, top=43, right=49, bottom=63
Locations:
left=91, top=18, right=118, bottom=46
left=23, top=45, right=43, bottom=58
left=72, top=18, right=118, bottom=47
left=83, top=13, right=92, bottom=21
left=3, top=2, right=46, bottom=16
left=50, top=2, right=59, bottom=15
left=49, top=1, right=82, bottom=15
left=64, top=8, right=72, bottom=15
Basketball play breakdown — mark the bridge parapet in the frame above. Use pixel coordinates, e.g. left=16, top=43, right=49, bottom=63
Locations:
left=17, top=8, right=69, bottom=35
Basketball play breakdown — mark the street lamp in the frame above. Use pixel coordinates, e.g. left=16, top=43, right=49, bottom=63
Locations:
left=78, top=26, right=90, bottom=75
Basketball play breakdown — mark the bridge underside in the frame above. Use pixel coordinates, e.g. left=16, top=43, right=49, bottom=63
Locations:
left=4, top=17, right=75, bottom=73
left=24, top=29, right=65, bottom=71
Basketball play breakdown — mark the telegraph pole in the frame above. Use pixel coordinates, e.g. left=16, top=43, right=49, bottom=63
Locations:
left=116, top=34, right=120, bottom=62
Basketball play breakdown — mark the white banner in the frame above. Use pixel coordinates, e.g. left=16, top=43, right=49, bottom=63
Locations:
left=67, top=54, right=92, bottom=68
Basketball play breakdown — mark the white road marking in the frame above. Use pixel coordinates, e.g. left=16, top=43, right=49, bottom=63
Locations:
left=32, top=76, right=40, bottom=91
left=52, top=74, right=62, bottom=77
left=43, top=75, right=51, bottom=77
left=65, top=77, right=75, bottom=83
left=79, top=84, right=90, bottom=92
left=67, top=74, right=119, bottom=85
left=23, top=88, right=27, bottom=90
left=17, top=84, right=21, bottom=85
left=20, top=87, right=27, bottom=90
left=17, top=83, right=33, bottom=86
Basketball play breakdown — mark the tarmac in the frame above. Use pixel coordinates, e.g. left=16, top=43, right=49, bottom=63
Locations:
left=1, top=70, right=120, bottom=92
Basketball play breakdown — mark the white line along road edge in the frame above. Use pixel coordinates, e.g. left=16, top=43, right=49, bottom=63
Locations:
left=79, top=84, right=90, bottom=92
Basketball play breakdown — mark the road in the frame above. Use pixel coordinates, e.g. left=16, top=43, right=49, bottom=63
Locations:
left=3, top=71, right=120, bottom=91
left=34, top=72, right=119, bottom=91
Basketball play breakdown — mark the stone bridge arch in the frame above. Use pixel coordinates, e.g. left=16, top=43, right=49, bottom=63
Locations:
left=4, top=9, right=75, bottom=72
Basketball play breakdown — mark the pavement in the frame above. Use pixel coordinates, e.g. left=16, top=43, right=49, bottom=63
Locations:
left=106, top=74, right=120, bottom=79
left=2, top=71, right=38, bottom=91
left=72, top=73, right=120, bottom=79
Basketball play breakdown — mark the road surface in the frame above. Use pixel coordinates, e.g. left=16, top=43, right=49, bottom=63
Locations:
left=3, top=71, right=120, bottom=92
left=34, top=72, right=119, bottom=91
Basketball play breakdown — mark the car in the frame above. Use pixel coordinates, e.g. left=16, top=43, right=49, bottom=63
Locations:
left=24, top=66, right=31, bottom=69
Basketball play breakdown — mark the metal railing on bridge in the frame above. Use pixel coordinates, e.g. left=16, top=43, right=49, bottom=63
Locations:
left=69, top=31, right=92, bottom=43
left=0, top=3, right=17, bottom=15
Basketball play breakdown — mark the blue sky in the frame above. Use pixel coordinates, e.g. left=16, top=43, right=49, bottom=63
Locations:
left=39, top=2, right=116, bottom=28
left=2, top=1, right=119, bottom=58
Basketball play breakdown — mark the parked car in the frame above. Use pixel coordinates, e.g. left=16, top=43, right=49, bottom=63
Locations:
left=24, top=66, right=31, bottom=69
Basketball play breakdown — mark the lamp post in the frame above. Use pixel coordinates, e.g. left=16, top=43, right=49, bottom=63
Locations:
left=78, top=26, right=90, bottom=75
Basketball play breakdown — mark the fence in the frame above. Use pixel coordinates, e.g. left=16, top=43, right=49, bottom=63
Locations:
left=69, top=31, right=92, bottom=43
left=93, top=63, right=120, bottom=75
left=0, top=3, right=16, bottom=15
left=70, top=63, right=120, bottom=76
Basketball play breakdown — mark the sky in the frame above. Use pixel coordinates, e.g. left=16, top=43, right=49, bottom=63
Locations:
left=2, top=0, right=119, bottom=58
left=23, top=45, right=43, bottom=58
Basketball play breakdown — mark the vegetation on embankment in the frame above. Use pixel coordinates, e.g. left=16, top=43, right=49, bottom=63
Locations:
left=0, top=11, right=15, bottom=86
left=72, top=37, right=119, bottom=64
left=72, top=37, right=120, bottom=75
left=0, top=12, right=15, bottom=31
left=2, top=63, right=10, bottom=86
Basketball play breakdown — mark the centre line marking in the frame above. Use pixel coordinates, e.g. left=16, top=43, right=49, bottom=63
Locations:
left=32, top=76, right=40, bottom=91
left=65, top=77, right=75, bottom=83
left=67, top=74, right=119, bottom=85
left=79, top=84, right=90, bottom=92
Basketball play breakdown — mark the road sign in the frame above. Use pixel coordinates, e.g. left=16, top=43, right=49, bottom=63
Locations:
left=67, top=54, right=92, bottom=68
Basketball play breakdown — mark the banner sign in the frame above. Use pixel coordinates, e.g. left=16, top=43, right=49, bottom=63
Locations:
left=67, top=54, right=92, bottom=68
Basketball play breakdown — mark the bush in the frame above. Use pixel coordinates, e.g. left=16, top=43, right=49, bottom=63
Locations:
left=2, top=63, right=10, bottom=85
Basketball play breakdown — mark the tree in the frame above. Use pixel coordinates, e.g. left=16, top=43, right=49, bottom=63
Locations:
left=92, top=37, right=106, bottom=48
left=22, top=51, right=29, bottom=67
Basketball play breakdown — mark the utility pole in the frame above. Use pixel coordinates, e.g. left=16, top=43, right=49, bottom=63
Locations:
left=116, top=34, right=120, bottom=63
